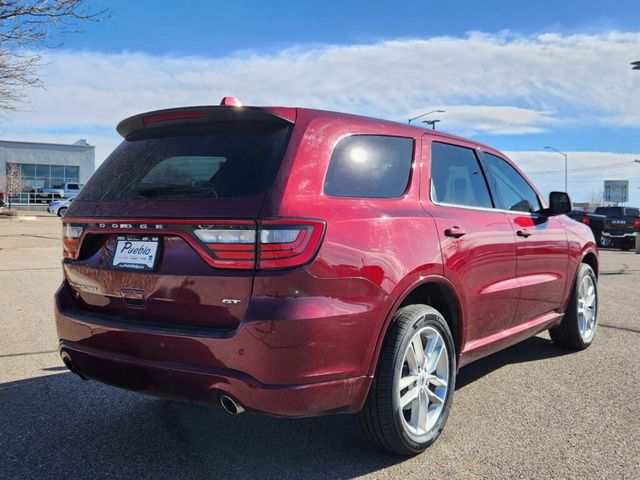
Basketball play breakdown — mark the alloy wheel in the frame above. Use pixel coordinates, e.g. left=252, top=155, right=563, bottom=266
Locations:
left=577, top=275, right=597, bottom=342
left=397, top=326, right=450, bottom=437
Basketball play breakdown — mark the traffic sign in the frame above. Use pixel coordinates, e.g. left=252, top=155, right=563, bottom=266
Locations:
left=604, top=180, right=629, bottom=203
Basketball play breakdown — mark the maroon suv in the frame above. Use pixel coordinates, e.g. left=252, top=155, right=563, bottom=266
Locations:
left=56, top=99, right=599, bottom=455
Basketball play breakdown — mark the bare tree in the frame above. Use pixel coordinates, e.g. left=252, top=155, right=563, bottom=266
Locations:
left=1, top=162, right=24, bottom=208
left=0, top=1, right=107, bottom=111
left=587, top=189, right=605, bottom=210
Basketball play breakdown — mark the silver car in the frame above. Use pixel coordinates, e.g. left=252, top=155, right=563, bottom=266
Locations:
left=47, top=196, right=75, bottom=216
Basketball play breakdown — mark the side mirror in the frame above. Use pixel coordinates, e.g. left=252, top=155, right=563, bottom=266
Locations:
left=543, top=191, right=572, bottom=216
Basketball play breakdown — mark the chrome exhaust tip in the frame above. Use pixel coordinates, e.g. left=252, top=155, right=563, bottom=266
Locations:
left=220, top=395, right=245, bottom=415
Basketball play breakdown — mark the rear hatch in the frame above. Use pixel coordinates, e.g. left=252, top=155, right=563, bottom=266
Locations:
left=61, top=106, right=295, bottom=332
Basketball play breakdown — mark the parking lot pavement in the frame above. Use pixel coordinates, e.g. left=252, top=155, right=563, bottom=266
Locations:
left=1, top=216, right=639, bottom=479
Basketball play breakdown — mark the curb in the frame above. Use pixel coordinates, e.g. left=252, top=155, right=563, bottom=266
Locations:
left=0, top=215, right=38, bottom=221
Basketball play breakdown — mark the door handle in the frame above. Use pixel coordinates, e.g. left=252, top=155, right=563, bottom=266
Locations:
left=444, top=226, right=466, bottom=238
left=516, top=228, right=532, bottom=238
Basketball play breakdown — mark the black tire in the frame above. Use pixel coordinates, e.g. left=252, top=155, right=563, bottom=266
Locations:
left=358, top=304, right=456, bottom=456
left=549, top=263, right=598, bottom=350
left=593, top=231, right=602, bottom=246
left=57, top=207, right=67, bottom=217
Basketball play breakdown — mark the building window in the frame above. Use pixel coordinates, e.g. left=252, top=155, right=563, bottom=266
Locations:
left=7, top=163, right=79, bottom=191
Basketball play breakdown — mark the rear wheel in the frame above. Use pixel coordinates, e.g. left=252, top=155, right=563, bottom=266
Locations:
left=549, top=263, right=597, bottom=350
left=358, top=304, right=455, bottom=456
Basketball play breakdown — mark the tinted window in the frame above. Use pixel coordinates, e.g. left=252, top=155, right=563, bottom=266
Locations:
left=625, top=208, right=639, bottom=217
left=78, top=122, right=292, bottom=201
left=430, top=142, right=493, bottom=208
left=324, top=135, right=413, bottom=198
left=481, top=153, right=541, bottom=213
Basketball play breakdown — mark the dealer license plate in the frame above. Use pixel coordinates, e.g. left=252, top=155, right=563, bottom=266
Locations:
left=112, top=237, right=160, bottom=271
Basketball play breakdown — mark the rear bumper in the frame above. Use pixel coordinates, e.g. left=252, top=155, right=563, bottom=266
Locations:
left=59, top=341, right=369, bottom=417
left=54, top=282, right=377, bottom=417
left=602, top=232, right=637, bottom=238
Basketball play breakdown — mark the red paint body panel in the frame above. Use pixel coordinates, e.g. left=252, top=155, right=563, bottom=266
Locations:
left=55, top=105, right=597, bottom=416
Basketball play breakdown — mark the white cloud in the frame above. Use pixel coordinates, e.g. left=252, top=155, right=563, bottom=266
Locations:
left=426, top=105, right=556, bottom=135
left=1, top=31, right=639, bottom=203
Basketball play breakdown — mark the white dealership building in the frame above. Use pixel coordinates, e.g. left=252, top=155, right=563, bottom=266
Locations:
left=0, top=139, right=95, bottom=204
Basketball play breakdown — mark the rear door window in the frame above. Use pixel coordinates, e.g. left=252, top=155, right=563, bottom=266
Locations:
left=77, top=122, right=292, bottom=201
left=324, top=135, right=414, bottom=198
left=430, top=142, right=493, bottom=208
left=481, top=152, right=541, bottom=213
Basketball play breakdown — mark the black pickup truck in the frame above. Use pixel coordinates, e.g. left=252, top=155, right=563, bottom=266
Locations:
left=594, top=206, right=640, bottom=250
left=567, top=210, right=606, bottom=246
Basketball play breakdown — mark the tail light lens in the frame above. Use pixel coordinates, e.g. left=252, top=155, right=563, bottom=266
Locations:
left=195, top=224, right=257, bottom=269
left=195, top=219, right=325, bottom=270
left=634, top=218, right=640, bottom=229
left=62, top=224, right=84, bottom=259
left=258, top=220, right=325, bottom=269
left=581, top=215, right=590, bottom=225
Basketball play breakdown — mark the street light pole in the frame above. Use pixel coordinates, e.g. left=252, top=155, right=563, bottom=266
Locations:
left=408, top=109, right=445, bottom=124
left=424, top=119, right=441, bottom=130
left=545, top=146, right=568, bottom=192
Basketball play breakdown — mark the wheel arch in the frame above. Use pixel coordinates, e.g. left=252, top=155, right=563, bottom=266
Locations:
left=366, top=275, right=464, bottom=378
left=581, top=250, right=599, bottom=278
left=560, top=248, right=599, bottom=314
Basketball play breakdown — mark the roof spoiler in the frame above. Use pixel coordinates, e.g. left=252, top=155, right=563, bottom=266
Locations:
left=116, top=105, right=296, bottom=140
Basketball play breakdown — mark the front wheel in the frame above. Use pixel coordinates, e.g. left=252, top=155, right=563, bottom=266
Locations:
left=57, top=207, right=68, bottom=217
left=550, top=263, right=598, bottom=350
left=358, top=304, right=456, bottom=456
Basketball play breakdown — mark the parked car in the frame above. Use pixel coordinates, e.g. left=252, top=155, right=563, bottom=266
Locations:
left=56, top=99, right=599, bottom=456
left=47, top=196, right=75, bottom=216
left=594, top=206, right=640, bottom=250
left=567, top=210, right=606, bottom=246
left=38, top=182, right=84, bottom=202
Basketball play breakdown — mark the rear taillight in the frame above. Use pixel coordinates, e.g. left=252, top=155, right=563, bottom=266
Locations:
left=195, top=219, right=325, bottom=270
left=634, top=218, right=640, bottom=229
left=258, top=220, right=325, bottom=269
left=194, top=223, right=257, bottom=269
left=62, top=224, right=84, bottom=259
left=581, top=215, right=590, bottom=225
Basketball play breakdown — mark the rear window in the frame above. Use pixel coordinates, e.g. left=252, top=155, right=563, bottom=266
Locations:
left=324, top=135, right=414, bottom=198
left=78, top=122, right=291, bottom=201
left=625, top=208, right=639, bottom=217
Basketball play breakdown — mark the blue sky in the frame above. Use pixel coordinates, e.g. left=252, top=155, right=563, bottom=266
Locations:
left=69, top=0, right=639, bottom=56
left=5, top=0, right=640, bottom=203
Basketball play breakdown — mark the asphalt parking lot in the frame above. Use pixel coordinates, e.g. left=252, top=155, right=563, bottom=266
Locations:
left=1, top=215, right=639, bottom=480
